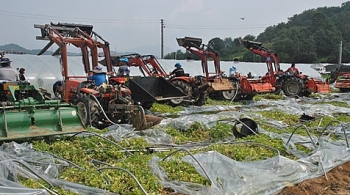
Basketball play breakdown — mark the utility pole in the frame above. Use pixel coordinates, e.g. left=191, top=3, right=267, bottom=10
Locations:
left=339, top=41, right=342, bottom=65
left=161, top=19, right=164, bottom=59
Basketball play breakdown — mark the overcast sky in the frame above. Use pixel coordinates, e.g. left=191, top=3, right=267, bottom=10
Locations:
left=0, top=0, right=347, bottom=56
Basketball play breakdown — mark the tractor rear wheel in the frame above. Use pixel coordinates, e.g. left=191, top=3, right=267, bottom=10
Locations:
left=194, top=91, right=208, bottom=106
left=168, top=80, right=192, bottom=107
left=117, top=94, right=133, bottom=124
left=77, top=94, right=100, bottom=128
left=87, top=98, right=100, bottom=128
left=282, top=77, right=303, bottom=97
left=77, top=101, right=88, bottom=127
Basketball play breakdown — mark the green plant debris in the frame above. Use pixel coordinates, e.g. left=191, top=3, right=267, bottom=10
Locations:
left=206, top=98, right=243, bottom=106
left=150, top=102, right=184, bottom=114
left=253, top=93, right=286, bottom=101
left=14, top=98, right=350, bottom=194
left=311, top=100, right=350, bottom=108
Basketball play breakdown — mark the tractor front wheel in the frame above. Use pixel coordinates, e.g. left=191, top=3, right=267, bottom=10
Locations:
left=219, top=80, right=239, bottom=100
left=168, top=80, right=192, bottom=107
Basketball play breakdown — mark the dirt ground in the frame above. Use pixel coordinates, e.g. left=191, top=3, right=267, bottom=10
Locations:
left=276, top=161, right=350, bottom=195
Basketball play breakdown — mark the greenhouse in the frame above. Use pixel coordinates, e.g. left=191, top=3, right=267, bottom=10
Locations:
left=4, top=54, right=325, bottom=94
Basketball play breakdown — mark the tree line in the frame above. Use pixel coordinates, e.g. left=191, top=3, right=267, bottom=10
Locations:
left=165, top=1, right=350, bottom=64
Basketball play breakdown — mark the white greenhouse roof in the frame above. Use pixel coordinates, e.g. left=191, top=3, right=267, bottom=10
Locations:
left=4, top=54, right=325, bottom=94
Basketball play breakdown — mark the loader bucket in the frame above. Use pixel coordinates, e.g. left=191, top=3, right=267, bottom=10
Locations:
left=176, top=37, right=202, bottom=48
left=50, top=22, right=94, bottom=35
left=240, top=39, right=262, bottom=50
left=127, top=76, right=188, bottom=104
left=209, top=78, right=235, bottom=91
left=0, top=104, right=85, bottom=141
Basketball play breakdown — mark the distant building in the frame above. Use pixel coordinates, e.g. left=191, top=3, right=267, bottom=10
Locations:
left=0, top=50, right=27, bottom=55
left=325, top=64, right=350, bottom=73
left=310, top=64, right=330, bottom=74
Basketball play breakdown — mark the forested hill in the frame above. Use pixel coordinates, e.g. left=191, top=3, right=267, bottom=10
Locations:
left=165, top=1, right=350, bottom=64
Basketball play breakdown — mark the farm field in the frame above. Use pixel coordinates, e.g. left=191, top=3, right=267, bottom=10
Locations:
left=1, top=93, right=350, bottom=195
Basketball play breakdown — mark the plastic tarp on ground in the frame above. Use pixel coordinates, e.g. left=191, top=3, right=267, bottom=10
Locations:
left=1, top=93, right=350, bottom=194
left=4, top=54, right=326, bottom=94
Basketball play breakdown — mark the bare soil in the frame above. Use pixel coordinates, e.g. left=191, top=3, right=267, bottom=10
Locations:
left=276, top=161, right=350, bottom=195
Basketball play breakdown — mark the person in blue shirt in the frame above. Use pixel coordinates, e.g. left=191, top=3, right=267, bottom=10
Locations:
left=229, top=66, right=237, bottom=77
left=116, top=58, right=130, bottom=76
left=88, top=66, right=107, bottom=86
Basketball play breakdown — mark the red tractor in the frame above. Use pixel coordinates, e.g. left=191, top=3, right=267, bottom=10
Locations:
left=101, top=53, right=189, bottom=108
left=35, top=22, right=162, bottom=130
left=141, top=54, right=211, bottom=106
left=241, top=39, right=330, bottom=96
left=106, top=54, right=209, bottom=107
left=177, top=37, right=255, bottom=100
left=328, top=65, right=350, bottom=92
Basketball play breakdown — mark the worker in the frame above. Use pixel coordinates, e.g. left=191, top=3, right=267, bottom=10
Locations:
left=247, top=72, right=254, bottom=78
left=169, top=62, right=185, bottom=77
left=286, top=63, right=300, bottom=75
left=0, top=57, right=19, bottom=81
left=88, top=66, right=107, bottom=86
left=52, top=80, right=63, bottom=98
left=116, top=58, right=130, bottom=76
left=229, top=66, right=237, bottom=77
left=19, top=68, right=26, bottom=81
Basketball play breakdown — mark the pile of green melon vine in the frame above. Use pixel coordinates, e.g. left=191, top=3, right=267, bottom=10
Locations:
left=22, top=94, right=350, bottom=195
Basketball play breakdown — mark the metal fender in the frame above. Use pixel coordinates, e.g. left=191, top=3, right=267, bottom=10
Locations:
left=171, top=77, right=191, bottom=83
left=240, top=78, right=253, bottom=94
left=305, top=79, right=317, bottom=92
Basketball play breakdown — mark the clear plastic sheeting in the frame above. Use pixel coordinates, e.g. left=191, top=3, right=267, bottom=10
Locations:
left=1, top=95, right=350, bottom=194
left=156, top=59, right=325, bottom=80
left=0, top=186, right=49, bottom=195
left=0, top=142, right=117, bottom=195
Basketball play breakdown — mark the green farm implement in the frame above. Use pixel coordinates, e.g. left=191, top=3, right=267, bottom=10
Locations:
left=0, top=81, right=84, bottom=141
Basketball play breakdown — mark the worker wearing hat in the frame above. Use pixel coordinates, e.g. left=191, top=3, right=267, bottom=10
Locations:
left=116, top=58, right=130, bottom=76
left=19, top=68, right=26, bottom=81
left=169, top=62, right=185, bottom=77
left=88, top=66, right=107, bottom=86
left=0, top=57, right=19, bottom=81
left=229, top=66, right=237, bottom=77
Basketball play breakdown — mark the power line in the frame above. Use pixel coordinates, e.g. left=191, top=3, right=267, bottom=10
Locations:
left=0, top=10, right=159, bottom=24
left=165, top=24, right=270, bottom=30
left=0, top=10, right=271, bottom=28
